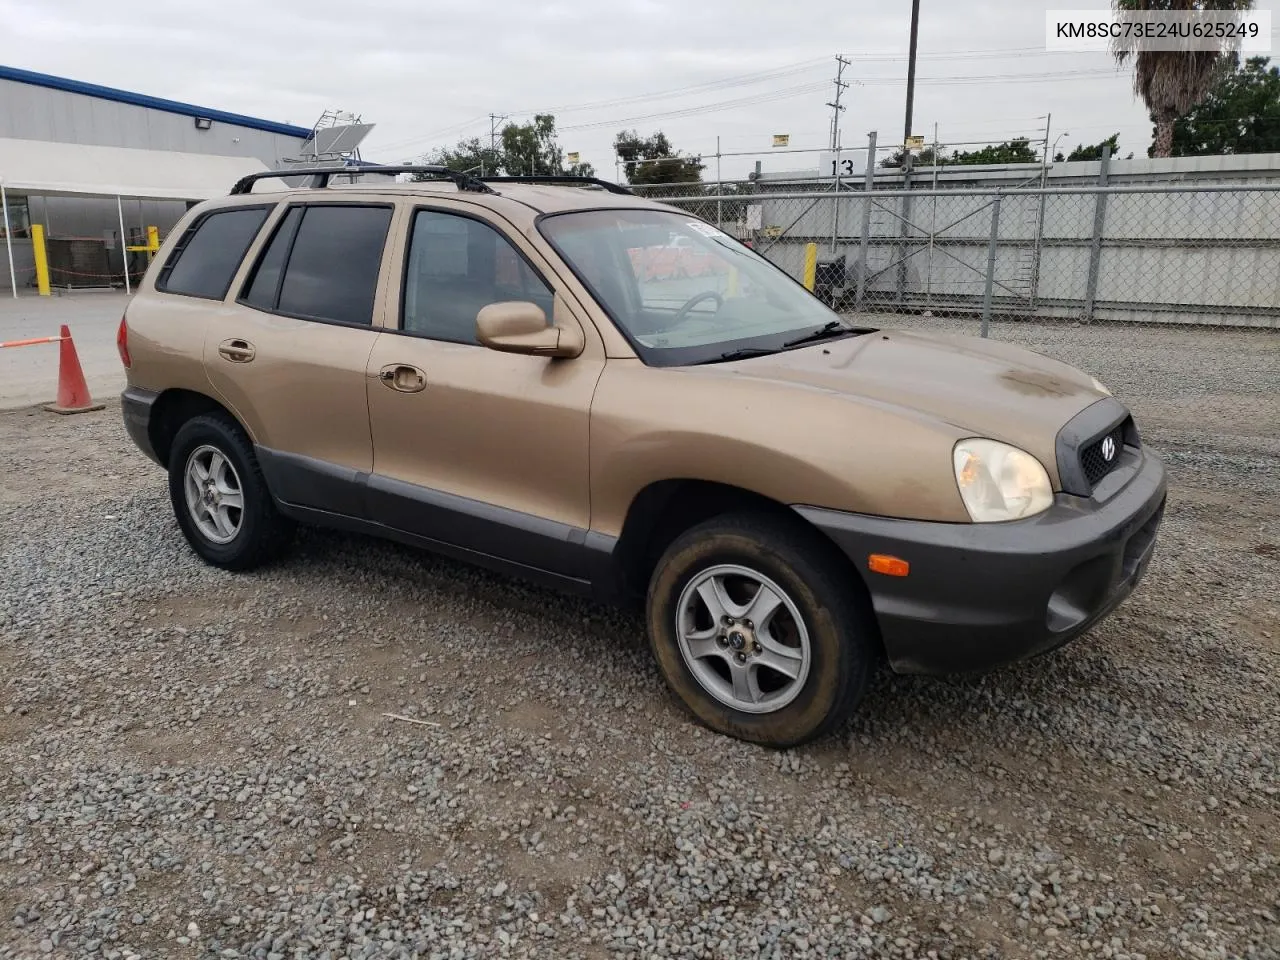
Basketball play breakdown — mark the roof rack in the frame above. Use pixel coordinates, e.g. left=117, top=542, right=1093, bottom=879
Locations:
left=479, top=175, right=633, bottom=195
left=229, top=164, right=496, bottom=196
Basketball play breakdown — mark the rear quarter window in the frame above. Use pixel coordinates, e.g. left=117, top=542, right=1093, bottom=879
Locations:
left=156, top=206, right=272, bottom=300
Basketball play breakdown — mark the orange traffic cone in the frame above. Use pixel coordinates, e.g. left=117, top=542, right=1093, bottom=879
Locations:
left=43, top=325, right=105, bottom=415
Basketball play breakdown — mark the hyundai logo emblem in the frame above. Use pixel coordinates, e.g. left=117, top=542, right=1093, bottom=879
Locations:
left=1101, top=436, right=1117, bottom=462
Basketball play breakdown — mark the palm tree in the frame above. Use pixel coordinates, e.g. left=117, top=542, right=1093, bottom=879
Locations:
left=1111, top=0, right=1255, bottom=157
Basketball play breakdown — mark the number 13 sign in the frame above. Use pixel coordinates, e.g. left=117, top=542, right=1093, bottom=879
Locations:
left=818, top=151, right=857, bottom=179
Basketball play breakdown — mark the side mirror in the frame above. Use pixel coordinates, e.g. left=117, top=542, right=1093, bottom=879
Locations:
left=476, top=301, right=584, bottom=358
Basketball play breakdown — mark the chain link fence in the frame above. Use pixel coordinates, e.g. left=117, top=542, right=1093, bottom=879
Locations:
left=633, top=180, right=1280, bottom=332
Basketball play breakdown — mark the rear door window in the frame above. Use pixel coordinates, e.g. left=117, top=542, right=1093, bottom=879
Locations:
left=276, top=205, right=393, bottom=326
left=158, top=206, right=271, bottom=300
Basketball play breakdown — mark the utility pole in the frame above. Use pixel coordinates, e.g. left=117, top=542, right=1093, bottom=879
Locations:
left=898, top=0, right=922, bottom=306
left=826, top=55, right=851, bottom=151
left=903, top=0, right=921, bottom=149
left=488, top=113, right=508, bottom=153
left=827, top=55, right=851, bottom=254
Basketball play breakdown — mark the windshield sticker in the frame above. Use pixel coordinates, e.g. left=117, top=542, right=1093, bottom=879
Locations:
left=686, top=221, right=728, bottom=239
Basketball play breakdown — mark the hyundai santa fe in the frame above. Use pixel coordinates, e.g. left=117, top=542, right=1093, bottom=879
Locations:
left=117, top=166, right=1167, bottom=748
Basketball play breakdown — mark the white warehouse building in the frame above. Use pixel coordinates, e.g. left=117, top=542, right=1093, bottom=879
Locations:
left=0, top=65, right=373, bottom=294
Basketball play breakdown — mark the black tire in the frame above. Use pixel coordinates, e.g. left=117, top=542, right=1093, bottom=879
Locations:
left=167, top=412, right=294, bottom=571
left=646, top=512, right=878, bottom=748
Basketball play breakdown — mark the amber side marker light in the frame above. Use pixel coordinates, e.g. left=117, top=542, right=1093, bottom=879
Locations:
left=868, top=554, right=910, bottom=577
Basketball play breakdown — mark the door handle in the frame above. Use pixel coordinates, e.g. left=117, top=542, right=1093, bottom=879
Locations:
left=218, top=339, right=256, bottom=363
left=378, top=363, right=427, bottom=393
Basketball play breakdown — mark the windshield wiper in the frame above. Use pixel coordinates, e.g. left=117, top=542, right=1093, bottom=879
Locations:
left=780, top=321, right=872, bottom=350
left=696, top=347, right=779, bottom=364
left=693, top=322, right=876, bottom=365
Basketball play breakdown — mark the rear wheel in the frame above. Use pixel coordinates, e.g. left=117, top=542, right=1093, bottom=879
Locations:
left=167, top=413, right=294, bottom=570
left=646, top=513, right=878, bottom=748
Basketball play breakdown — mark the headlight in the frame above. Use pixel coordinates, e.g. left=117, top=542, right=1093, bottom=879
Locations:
left=953, top=439, right=1054, bottom=523
left=1090, top=376, right=1111, bottom=395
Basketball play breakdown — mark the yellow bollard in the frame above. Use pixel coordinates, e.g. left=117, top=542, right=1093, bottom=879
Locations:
left=802, top=242, right=818, bottom=292
left=727, top=266, right=739, bottom=298
left=31, top=224, right=51, bottom=296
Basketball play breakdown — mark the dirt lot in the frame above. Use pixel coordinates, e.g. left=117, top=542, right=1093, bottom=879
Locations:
left=1, top=317, right=1277, bottom=960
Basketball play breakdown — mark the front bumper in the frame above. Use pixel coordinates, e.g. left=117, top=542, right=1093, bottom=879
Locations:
left=796, top=446, right=1167, bottom=675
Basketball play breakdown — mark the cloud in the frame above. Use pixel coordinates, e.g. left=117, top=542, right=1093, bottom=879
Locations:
left=3, top=0, right=1268, bottom=176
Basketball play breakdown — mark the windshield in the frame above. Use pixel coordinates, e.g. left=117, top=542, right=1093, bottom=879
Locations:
left=539, top=209, right=870, bottom=366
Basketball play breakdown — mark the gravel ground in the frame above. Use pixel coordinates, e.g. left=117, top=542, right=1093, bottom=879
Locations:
left=1, top=317, right=1277, bottom=960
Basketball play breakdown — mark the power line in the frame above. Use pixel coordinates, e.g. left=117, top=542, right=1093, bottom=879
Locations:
left=506, top=57, right=831, bottom=117
left=851, top=45, right=1077, bottom=62
left=558, top=82, right=831, bottom=132
left=479, top=48, right=1107, bottom=123
left=375, top=114, right=490, bottom=154
left=856, top=67, right=1122, bottom=85
left=373, top=60, right=832, bottom=156
left=370, top=53, right=1134, bottom=159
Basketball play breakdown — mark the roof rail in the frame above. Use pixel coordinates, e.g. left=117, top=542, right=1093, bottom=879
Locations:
left=479, top=175, right=633, bottom=196
left=229, top=164, right=496, bottom=196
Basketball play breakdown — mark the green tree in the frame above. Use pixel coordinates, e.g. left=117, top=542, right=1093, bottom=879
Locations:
left=1056, top=133, right=1125, bottom=161
left=1111, top=0, right=1256, bottom=158
left=948, top=138, right=1040, bottom=165
left=501, top=114, right=555, bottom=176
left=416, top=114, right=594, bottom=179
left=1165, top=54, right=1280, bottom=155
left=423, top=136, right=502, bottom=175
left=879, top=145, right=942, bottom=168
left=880, top=139, right=1037, bottom=168
left=614, top=130, right=704, bottom=184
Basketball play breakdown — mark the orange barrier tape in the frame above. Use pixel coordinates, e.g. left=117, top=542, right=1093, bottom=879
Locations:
left=0, top=335, right=69, bottom=348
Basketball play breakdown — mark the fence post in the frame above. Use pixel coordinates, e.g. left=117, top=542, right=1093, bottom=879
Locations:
left=1082, top=144, right=1111, bottom=322
left=715, top=136, right=723, bottom=229
left=981, top=194, right=1003, bottom=338
left=830, top=144, right=842, bottom=254
left=1, top=182, right=16, bottom=298
left=896, top=154, right=913, bottom=304
left=854, top=131, right=877, bottom=312
left=116, top=195, right=131, bottom=296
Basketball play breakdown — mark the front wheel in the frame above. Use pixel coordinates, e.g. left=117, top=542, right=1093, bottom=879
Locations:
left=167, top=413, right=294, bottom=571
left=646, top=513, right=879, bottom=748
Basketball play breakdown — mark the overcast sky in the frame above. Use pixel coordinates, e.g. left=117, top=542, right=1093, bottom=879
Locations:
left=3, top=0, right=1277, bottom=179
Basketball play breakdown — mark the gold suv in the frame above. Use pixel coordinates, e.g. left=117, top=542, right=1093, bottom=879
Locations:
left=118, top=165, right=1167, bottom=748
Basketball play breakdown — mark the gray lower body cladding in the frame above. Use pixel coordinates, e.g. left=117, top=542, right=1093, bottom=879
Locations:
left=121, top=387, right=162, bottom=465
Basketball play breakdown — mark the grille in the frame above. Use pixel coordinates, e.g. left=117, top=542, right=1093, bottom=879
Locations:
left=1080, top=424, right=1126, bottom=487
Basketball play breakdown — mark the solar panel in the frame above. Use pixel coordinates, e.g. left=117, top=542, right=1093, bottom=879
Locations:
left=307, top=123, right=375, bottom=156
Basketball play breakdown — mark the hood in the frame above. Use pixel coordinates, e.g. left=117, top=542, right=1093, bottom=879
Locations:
left=713, top=327, right=1110, bottom=485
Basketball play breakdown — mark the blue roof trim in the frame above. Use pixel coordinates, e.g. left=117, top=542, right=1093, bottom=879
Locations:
left=0, top=64, right=314, bottom=140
